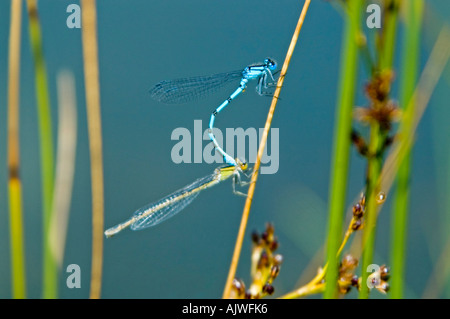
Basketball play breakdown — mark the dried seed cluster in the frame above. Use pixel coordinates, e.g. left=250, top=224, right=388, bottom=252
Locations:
left=230, top=223, right=283, bottom=299
left=353, top=70, right=400, bottom=157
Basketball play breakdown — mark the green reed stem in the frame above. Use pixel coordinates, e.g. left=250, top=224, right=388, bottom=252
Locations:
left=7, top=0, right=26, bottom=299
left=390, top=0, right=423, bottom=299
left=359, top=124, right=384, bottom=299
left=359, top=0, right=399, bottom=299
left=323, top=0, right=363, bottom=299
left=26, top=0, right=56, bottom=299
left=378, top=0, right=399, bottom=70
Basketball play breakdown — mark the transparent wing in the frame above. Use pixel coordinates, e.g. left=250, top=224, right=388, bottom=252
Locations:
left=149, top=70, right=243, bottom=104
left=131, top=192, right=200, bottom=230
left=130, top=173, right=219, bottom=230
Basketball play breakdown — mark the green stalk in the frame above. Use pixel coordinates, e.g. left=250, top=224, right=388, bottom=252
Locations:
left=26, top=0, right=56, bottom=299
left=378, top=0, right=399, bottom=70
left=390, top=0, right=423, bottom=299
left=323, top=0, right=363, bottom=299
left=359, top=0, right=399, bottom=299
left=359, top=124, right=384, bottom=299
left=7, top=0, right=26, bottom=298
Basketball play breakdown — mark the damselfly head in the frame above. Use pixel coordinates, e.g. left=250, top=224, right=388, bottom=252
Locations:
left=264, top=58, right=277, bottom=71
left=235, top=158, right=248, bottom=171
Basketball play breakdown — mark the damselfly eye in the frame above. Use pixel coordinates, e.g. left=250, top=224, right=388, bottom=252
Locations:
left=265, top=58, right=277, bottom=70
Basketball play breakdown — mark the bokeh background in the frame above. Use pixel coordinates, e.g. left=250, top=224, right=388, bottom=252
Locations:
left=0, top=0, right=449, bottom=298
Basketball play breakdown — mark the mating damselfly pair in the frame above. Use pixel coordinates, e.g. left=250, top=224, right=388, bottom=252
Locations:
left=105, top=58, right=278, bottom=237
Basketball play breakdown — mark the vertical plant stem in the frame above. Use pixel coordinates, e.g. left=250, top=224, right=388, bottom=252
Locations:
left=323, top=0, right=363, bottom=299
left=390, top=0, right=423, bottom=299
left=358, top=0, right=399, bottom=299
left=378, top=0, right=399, bottom=70
left=222, top=0, right=311, bottom=299
left=7, top=0, right=26, bottom=299
left=81, top=0, right=105, bottom=299
left=359, top=124, right=383, bottom=299
left=26, top=0, right=56, bottom=299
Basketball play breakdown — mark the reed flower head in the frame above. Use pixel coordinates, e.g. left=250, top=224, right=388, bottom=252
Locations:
left=354, top=70, right=401, bottom=131
left=337, top=254, right=359, bottom=294
left=230, top=223, right=283, bottom=299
